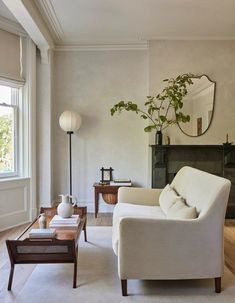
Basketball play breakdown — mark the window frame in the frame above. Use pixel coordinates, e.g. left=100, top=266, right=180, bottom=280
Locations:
left=0, top=85, right=19, bottom=178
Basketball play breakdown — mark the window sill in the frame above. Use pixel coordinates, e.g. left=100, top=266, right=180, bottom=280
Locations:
left=0, top=176, right=30, bottom=183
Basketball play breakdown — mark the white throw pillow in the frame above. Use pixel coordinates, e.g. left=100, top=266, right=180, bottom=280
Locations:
left=159, top=184, right=182, bottom=214
left=167, top=199, right=197, bottom=219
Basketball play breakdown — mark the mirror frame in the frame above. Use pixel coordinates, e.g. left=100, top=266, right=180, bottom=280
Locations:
left=177, top=74, right=216, bottom=137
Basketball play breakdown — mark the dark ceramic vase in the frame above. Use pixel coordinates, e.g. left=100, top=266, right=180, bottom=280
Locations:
left=155, top=130, right=162, bottom=145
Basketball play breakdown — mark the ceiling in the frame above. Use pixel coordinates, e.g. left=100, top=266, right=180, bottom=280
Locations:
left=34, top=0, right=235, bottom=45
left=1, top=0, right=235, bottom=48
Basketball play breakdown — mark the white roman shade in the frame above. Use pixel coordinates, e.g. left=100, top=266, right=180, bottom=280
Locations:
left=0, top=29, right=24, bottom=85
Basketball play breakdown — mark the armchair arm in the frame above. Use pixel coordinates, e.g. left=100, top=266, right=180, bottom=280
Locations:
left=118, top=187, right=162, bottom=206
left=118, top=217, right=224, bottom=280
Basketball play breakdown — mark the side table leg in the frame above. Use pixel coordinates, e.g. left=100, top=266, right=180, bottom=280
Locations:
left=7, top=264, right=15, bottom=291
left=95, top=191, right=99, bottom=218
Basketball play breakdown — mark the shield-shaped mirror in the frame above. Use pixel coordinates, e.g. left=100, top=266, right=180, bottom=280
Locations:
left=177, top=75, right=216, bottom=137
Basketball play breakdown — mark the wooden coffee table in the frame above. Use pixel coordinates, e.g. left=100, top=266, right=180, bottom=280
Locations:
left=6, top=206, right=87, bottom=290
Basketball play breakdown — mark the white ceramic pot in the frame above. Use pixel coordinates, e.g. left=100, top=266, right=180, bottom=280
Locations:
left=57, top=194, right=77, bottom=218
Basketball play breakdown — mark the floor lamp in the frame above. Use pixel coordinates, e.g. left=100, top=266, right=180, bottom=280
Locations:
left=59, top=110, right=82, bottom=196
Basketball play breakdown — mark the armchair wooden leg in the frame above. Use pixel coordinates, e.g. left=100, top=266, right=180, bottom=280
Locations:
left=215, top=277, right=221, bottom=293
left=121, top=279, right=127, bottom=296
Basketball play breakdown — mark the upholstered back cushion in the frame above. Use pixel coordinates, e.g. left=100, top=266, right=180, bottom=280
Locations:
left=166, top=199, right=197, bottom=219
left=171, top=166, right=231, bottom=217
left=159, top=184, right=182, bottom=214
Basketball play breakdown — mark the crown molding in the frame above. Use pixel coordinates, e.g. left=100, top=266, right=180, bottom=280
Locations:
left=147, top=36, right=235, bottom=41
left=55, top=42, right=149, bottom=51
left=3, top=0, right=54, bottom=50
left=34, top=0, right=63, bottom=43
left=0, top=15, right=26, bottom=36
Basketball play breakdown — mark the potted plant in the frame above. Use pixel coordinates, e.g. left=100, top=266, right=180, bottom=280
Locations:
left=110, top=73, right=194, bottom=145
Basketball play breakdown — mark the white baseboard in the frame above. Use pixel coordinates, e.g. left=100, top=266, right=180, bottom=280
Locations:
left=0, top=220, right=31, bottom=232
left=77, top=200, right=115, bottom=213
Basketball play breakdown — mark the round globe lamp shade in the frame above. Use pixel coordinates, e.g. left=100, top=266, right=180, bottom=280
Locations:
left=59, top=111, right=82, bottom=132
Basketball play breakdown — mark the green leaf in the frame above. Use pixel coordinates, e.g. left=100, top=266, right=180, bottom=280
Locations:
left=159, top=115, right=167, bottom=122
left=144, top=125, right=156, bottom=133
left=144, top=125, right=153, bottom=132
left=130, top=104, right=138, bottom=111
left=140, top=114, right=148, bottom=120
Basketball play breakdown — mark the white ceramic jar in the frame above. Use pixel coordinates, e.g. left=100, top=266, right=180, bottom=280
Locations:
left=57, top=194, right=77, bottom=218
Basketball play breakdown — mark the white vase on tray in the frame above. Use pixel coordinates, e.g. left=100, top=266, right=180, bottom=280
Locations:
left=57, top=194, right=77, bottom=218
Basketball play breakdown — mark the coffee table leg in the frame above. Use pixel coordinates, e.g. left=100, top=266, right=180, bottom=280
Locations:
left=8, top=264, right=15, bottom=291
left=73, top=258, right=77, bottom=288
left=83, top=219, right=87, bottom=242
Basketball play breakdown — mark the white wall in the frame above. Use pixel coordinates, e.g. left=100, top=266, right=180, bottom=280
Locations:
left=53, top=50, right=149, bottom=211
left=36, top=50, right=54, bottom=206
left=0, top=178, right=30, bottom=231
left=149, top=40, right=235, bottom=144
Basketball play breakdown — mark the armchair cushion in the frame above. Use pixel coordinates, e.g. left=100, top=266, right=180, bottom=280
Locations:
left=159, top=184, right=182, bottom=214
left=166, top=199, right=197, bottom=219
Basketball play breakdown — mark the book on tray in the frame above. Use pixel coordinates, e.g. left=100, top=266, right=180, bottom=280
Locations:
left=110, top=179, right=132, bottom=186
left=29, top=228, right=56, bottom=238
left=49, top=214, right=80, bottom=228
left=113, top=179, right=131, bottom=183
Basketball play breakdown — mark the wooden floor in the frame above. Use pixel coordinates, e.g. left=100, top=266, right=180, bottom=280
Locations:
left=0, top=214, right=235, bottom=296
left=224, top=220, right=235, bottom=275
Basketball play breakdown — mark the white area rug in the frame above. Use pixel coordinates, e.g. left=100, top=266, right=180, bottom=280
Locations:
left=4, top=227, right=235, bottom=303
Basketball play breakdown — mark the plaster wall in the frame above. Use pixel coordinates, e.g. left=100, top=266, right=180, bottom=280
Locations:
left=53, top=50, right=149, bottom=211
left=36, top=50, right=53, bottom=206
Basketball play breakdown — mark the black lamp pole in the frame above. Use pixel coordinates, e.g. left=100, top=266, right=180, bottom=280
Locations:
left=68, top=131, right=73, bottom=196
left=59, top=110, right=81, bottom=199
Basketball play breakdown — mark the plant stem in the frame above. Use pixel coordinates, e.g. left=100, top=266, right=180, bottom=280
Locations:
left=138, top=109, right=156, bottom=126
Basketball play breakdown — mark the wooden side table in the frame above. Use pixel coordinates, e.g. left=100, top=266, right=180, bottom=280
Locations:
left=93, top=183, right=122, bottom=218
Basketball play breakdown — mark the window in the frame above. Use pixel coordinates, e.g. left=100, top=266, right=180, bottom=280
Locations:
left=0, top=84, right=19, bottom=177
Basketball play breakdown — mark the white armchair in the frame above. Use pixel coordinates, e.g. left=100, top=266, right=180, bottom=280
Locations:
left=112, top=166, right=231, bottom=296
